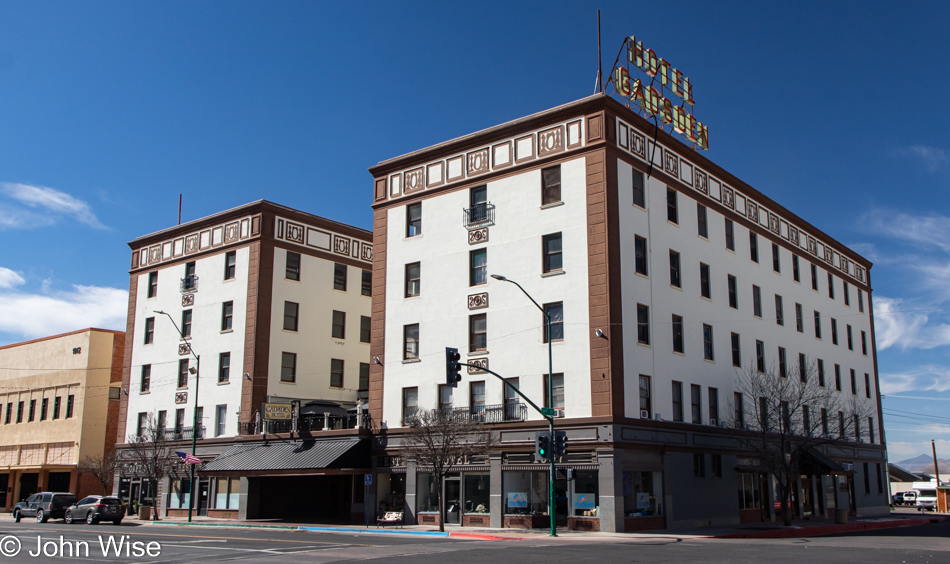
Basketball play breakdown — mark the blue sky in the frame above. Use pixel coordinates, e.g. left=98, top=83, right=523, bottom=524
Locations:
left=2, top=1, right=949, bottom=463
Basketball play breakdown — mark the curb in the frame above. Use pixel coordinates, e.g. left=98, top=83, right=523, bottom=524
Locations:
left=149, top=521, right=299, bottom=531
left=298, top=526, right=449, bottom=537
left=714, top=517, right=945, bottom=539
left=448, top=532, right=523, bottom=541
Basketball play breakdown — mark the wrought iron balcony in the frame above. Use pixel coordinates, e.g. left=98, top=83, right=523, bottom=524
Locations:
left=463, top=203, right=495, bottom=230
left=238, top=412, right=369, bottom=435
left=440, top=403, right=528, bottom=424
left=180, top=275, right=199, bottom=294
left=160, top=426, right=205, bottom=441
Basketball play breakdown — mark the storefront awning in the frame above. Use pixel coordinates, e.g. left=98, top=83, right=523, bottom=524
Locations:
left=200, top=438, right=366, bottom=473
left=801, top=447, right=851, bottom=474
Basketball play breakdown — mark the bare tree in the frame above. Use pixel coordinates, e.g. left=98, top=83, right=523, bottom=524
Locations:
left=400, top=409, right=494, bottom=532
left=123, top=413, right=176, bottom=520
left=731, top=360, right=874, bottom=526
left=78, top=450, right=117, bottom=495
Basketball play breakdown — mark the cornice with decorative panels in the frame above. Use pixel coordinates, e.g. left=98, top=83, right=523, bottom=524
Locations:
left=131, top=214, right=262, bottom=271
left=615, top=117, right=868, bottom=286
left=274, top=216, right=373, bottom=265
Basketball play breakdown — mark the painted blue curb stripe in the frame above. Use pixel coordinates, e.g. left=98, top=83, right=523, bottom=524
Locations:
left=298, top=526, right=449, bottom=537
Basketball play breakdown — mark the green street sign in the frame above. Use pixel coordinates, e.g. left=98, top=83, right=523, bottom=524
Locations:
left=541, top=407, right=556, bottom=417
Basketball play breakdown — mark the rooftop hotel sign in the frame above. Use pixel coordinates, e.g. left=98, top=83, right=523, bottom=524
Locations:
left=608, top=36, right=709, bottom=150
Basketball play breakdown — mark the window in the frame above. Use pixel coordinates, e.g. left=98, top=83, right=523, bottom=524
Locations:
left=778, top=347, right=787, bottom=378
left=850, top=369, right=857, bottom=395
left=799, top=353, right=807, bottom=383
left=821, top=408, right=829, bottom=436
left=834, top=364, right=841, bottom=391
left=330, top=359, right=344, bottom=388
left=360, top=316, right=371, bottom=343
left=734, top=392, right=744, bottom=428
left=709, top=388, right=719, bottom=423
left=157, top=410, right=166, bottom=432
left=403, top=324, right=419, bottom=359
left=758, top=397, right=769, bottom=429
left=406, top=202, right=422, bottom=237
left=283, top=301, right=299, bottom=331
left=694, top=453, right=705, bottom=477
left=847, top=325, right=853, bottom=350
left=858, top=289, right=865, bottom=312
left=843, top=280, right=850, bottom=306
left=749, top=232, right=758, bottom=262
left=144, top=317, right=154, bottom=344
left=402, top=387, right=419, bottom=424
left=286, top=251, right=300, bottom=281
left=811, top=263, right=818, bottom=291
left=137, top=413, right=147, bottom=437
left=218, top=352, right=230, bottom=384
left=827, top=273, right=835, bottom=299
left=544, top=373, right=565, bottom=409
left=147, top=271, right=158, bottom=298
left=405, top=262, right=420, bottom=297
left=731, top=333, right=741, bottom=367
left=865, top=373, right=871, bottom=399
left=175, top=408, right=185, bottom=433
left=215, top=405, right=227, bottom=437
left=439, top=384, right=453, bottom=411
left=775, top=295, right=784, bottom=325
left=855, top=415, right=861, bottom=441
left=672, top=381, right=683, bottom=422
left=221, top=301, right=233, bottom=331
left=224, top=251, right=236, bottom=280
left=772, top=243, right=780, bottom=272
left=669, top=250, right=681, bottom=287
left=869, top=417, right=875, bottom=444
left=331, top=310, right=346, bottom=339
left=711, top=454, right=723, bottom=478
left=691, top=384, right=702, bottom=424
left=541, top=165, right=561, bottom=205
left=861, top=331, right=868, bottom=355
left=28, top=399, right=35, bottom=422
left=697, top=204, right=708, bottom=238
left=632, top=171, right=645, bottom=208
left=637, top=304, right=650, bottom=345
left=469, top=314, right=487, bottom=352
left=755, top=340, right=765, bottom=372
left=667, top=188, right=678, bottom=223
left=639, top=375, right=651, bottom=418
left=752, top=285, right=762, bottom=317
left=542, top=233, right=563, bottom=273
left=53, top=397, right=60, bottom=420
left=470, top=249, right=487, bottom=286
left=334, top=263, right=347, bottom=291
left=359, top=363, right=370, bottom=391
left=792, top=255, right=800, bottom=282
left=543, top=302, right=564, bottom=342
left=141, top=365, right=151, bottom=392
left=725, top=219, right=735, bottom=251
left=700, top=263, right=710, bottom=298
left=181, top=309, right=192, bottom=338
left=795, top=303, right=803, bottom=332
left=703, top=324, right=714, bottom=360
left=470, top=381, right=485, bottom=414
left=838, top=411, right=845, bottom=437
left=16, top=401, right=23, bottom=423
left=362, top=269, right=372, bottom=297
left=727, top=275, right=738, bottom=309
left=818, top=359, right=826, bottom=387
left=178, top=359, right=189, bottom=388
left=470, top=185, right=488, bottom=221
left=672, top=314, right=684, bottom=353
left=635, top=236, right=648, bottom=275
left=184, top=262, right=196, bottom=290
left=281, top=352, right=296, bottom=382
left=831, top=318, right=838, bottom=345
left=814, top=311, right=822, bottom=339
left=66, top=394, right=74, bottom=418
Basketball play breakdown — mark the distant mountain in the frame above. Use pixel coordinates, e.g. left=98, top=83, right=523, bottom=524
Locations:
left=895, top=454, right=950, bottom=474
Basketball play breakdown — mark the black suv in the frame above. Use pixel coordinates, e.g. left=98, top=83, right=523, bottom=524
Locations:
left=13, top=492, right=78, bottom=522
left=65, top=496, right=124, bottom=525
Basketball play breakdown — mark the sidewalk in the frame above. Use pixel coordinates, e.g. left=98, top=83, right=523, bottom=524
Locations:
left=138, top=511, right=946, bottom=541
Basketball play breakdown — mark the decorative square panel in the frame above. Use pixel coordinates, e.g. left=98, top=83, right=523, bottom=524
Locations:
left=389, top=173, right=402, bottom=197
left=351, top=240, right=360, bottom=259
left=447, top=156, right=464, bottom=180
left=240, top=218, right=250, bottom=238
left=694, top=170, right=708, bottom=194
left=747, top=201, right=758, bottom=223
left=225, top=222, right=240, bottom=243
left=467, top=148, right=490, bottom=176
left=467, top=358, right=488, bottom=374
left=808, top=236, right=818, bottom=255
left=769, top=213, right=780, bottom=234
left=566, top=119, right=582, bottom=149
left=162, top=242, right=173, bottom=259
left=175, top=392, right=188, bottom=404
left=514, top=135, right=534, bottom=163
left=468, top=228, right=488, bottom=245
left=334, top=235, right=350, bottom=255
left=131, top=251, right=139, bottom=269
left=618, top=122, right=629, bottom=149
left=149, top=246, right=161, bottom=264
left=664, top=152, right=678, bottom=177
left=181, top=294, right=194, bottom=307
left=286, top=222, right=305, bottom=244
left=212, top=227, right=223, bottom=246
left=721, top=187, right=734, bottom=209
left=361, top=245, right=373, bottom=262
left=185, top=234, right=199, bottom=254
left=468, top=292, right=489, bottom=310
left=173, top=237, right=184, bottom=256
left=404, top=167, right=424, bottom=193
left=824, top=246, right=833, bottom=263
left=178, top=343, right=190, bottom=356
left=538, top=126, right=564, bottom=157
left=789, top=225, right=800, bottom=246
left=630, top=130, right=646, bottom=158
left=426, top=162, right=444, bottom=187
left=492, top=142, right=511, bottom=169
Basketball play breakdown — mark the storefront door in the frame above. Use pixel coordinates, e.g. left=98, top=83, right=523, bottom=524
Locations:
left=444, top=478, right=460, bottom=525
left=18, top=473, right=38, bottom=502
left=198, top=480, right=210, bottom=516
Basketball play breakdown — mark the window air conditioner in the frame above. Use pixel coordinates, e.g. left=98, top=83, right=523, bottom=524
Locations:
left=709, top=418, right=718, bottom=426
left=655, top=413, right=663, bottom=421
left=554, top=409, right=565, bottom=418
left=841, top=463, right=853, bottom=471
left=640, top=409, right=650, bottom=419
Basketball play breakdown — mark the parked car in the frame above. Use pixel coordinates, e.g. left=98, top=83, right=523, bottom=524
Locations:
left=892, top=491, right=906, bottom=505
left=902, top=491, right=917, bottom=506
left=64, top=496, right=124, bottom=525
left=915, top=488, right=938, bottom=512
left=13, top=492, right=78, bottom=523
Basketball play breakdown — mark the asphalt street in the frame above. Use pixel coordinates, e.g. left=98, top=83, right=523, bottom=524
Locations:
left=1, top=519, right=949, bottom=564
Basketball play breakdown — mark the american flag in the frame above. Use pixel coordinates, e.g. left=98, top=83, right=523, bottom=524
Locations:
left=176, top=451, right=201, bottom=465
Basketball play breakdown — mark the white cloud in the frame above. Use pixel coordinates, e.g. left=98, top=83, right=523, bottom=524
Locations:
left=880, top=365, right=950, bottom=395
left=0, top=182, right=106, bottom=230
left=0, top=284, right=127, bottom=343
left=899, top=145, right=950, bottom=173
left=0, top=267, right=25, bottom=289
left=873, top=296, right=932, bottom=350
left=861, top=209, right=950, bottom=252
left=887, top=439, right=950, bottom=462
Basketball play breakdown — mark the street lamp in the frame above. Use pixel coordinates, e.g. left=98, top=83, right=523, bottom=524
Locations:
left=490, top=274, right=557, bottom=537
left=154, top=310, right=201, bottom=523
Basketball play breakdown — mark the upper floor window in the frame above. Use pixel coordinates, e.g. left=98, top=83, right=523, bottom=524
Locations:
left=700, top=263, right=711, bottom=299
left=731, top=333, right=741, bottom=367
left=672, top=314, right=684, bottom=353
left=542, top=233, right=563, bottom=273
left=669, top=250, right=681, bottom=288
left=283, top=301, right=298, bottom=331
left=772, top=243, right=780, bottom=273
left=360, top=316, right=371, bottom=343
left=404, top=324, right=419, bottom=359
left=671, top=381, right=684, bottom=422
left=749, top=233, right=759, bottom=263
left=147, top=271, right=158, bottom=298
left=752, top=285, right=762, bottom=318
left=792, top=255, right=800, bottom=282
left=755, top=340, right=765, bottom=372
left=827, top=273, right=835, bottom=299
left=861, top=331, right=868, bottom=355
left=285, top=251, right=300, bottom=281
left=361, top=270, right=372, bottom=297
left=632, top=172, right=645, bottom=208
left=181, top=309, right=193, bottom=338
left=224, top=251, right=236, bottom=280
left=775, top=295, right=784, bottom=326
left=691, top=384, right=703, bottom=424
left=405, top=262, right=420, bottom=297
left=439, top=384, right=453, bottom=411
left=818, top=359, right=826, bottom=387
left=218, top=352, right=230, bottom=384
left=697, top=204, right=708, bottom=238
left=843, top=281, right=850, bottom=306
left=795, top=303, right=804, bottom=332
left=178, top=359, right=190, bottom=388
left=144, top=317, right=154, bottom=344
left=221, top=301, right=233, bottom=331
left=331, top=310, right=346, bottom=339
left=799, top=353, right=807, bottom=383
left=406, top=202, right=422, bottom=237
left=778, top=347, right=787, bottom=378
left=814, top=311, right=822, bottom=339
left=359, top=363, right=370, bottom=392
left=470, top=249, right=487, bottom=286
left=725, top=219, right=735, bottom=251
left=639, top=375, right=651, bottom=418
left=543, top=302, right=564, bottom=342
left=469, top=314, right=487, bottom=352
left=635, top=236, right=648, bottom=276
left=402, top=388, right=419, bottom=424
left=847, top=324, right=853, bottom=350
left=469, top=185, right=489, bottom=224
left=831, top=318, right=838, bottom=345
left=811, top=264, right=818, bottom=291
left=141, top=364, right=151, bottom=393
left=334, top=263, right=347, bottom=291
left=703, top=324, right=714, bottom=360
left=541, top=165, right=561, bottom=205
left=637, top=304, right=650, bottom=345
left=544, top=373, right=566, bottom=410
left=667, top=189, right=678, bottom=223
left=727, top=275, right=738, bottom=309
left=183, top=261, right=197, bottom=290
left=330, top=359, right=344, bottom=388
left=858, top=289, right=865, bottom=313
left=281, top=352, right=296, bottom=383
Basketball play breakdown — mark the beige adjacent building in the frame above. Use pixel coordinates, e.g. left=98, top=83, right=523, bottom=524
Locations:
left=0, top=328, right=124, bottom=510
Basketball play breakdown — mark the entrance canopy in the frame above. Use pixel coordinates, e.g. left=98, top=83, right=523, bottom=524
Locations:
left=201, top=438, right=367, bottom=474
left=800, top=447, right=851, bottom=474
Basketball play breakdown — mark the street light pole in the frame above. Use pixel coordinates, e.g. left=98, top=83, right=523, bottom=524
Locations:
left=490, top=274, right=557, bottom=537
left=154, top=310, right=200, bottom=523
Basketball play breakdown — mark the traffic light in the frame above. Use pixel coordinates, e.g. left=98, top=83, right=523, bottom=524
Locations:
left=535, top=430, right=551, bottom=463
left=553, top=431, right=568, bottom=457
left=445, top=347, right=462, bottom=387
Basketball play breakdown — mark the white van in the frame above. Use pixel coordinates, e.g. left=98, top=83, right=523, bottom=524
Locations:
left=912, top=481, right=938, bottom=512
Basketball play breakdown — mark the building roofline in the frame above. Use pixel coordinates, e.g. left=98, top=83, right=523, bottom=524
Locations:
left=0, top=328, right=124, bottom=351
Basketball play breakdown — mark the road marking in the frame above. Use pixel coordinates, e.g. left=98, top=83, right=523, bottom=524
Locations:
left=10, top=528, right=375, bottom=547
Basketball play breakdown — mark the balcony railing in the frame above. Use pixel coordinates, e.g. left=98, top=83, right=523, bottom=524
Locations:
left=403, top=403, right=527, bottom=427
left=180, top=275, right=199, bottom=294
left=238, top=412, right=369, bottom=435
left=463, top=203, right=495, bottom=229
left=159, top=426, right=205, bottom=441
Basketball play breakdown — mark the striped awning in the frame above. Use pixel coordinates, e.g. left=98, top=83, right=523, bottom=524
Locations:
left=201, top=438, right=365, bottom=473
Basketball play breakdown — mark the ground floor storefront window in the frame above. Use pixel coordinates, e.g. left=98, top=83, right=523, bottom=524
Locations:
left=622, top=471, right=663, bottom=517
left=738, top=472, right=762, bottom=510
left=168, top=479, right=191, bottom=510
left=376, top=473, right=405, bottom=514
left=214, top=477, right=240, bottom=509
left=572, top=471, right=599, bottom=517
left=464, top=472, right=489, bottom=515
